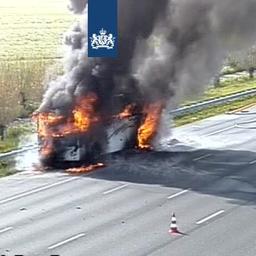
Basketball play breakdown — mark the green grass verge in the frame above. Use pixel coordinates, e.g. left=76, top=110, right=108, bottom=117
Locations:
left=0, top=0, right=75, bottom=60
left=0, top=0, right=74, bottom=124
left=184, top=77, right=256, bottom=106
left=0, top=161, right=15, bottom=177
left=175, top=96, right=256, bottom=127
left=0, top=126, right=31, bottom=153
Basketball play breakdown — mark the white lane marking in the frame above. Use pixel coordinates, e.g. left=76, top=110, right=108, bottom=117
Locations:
left=0, top=177, right=78, bottom=205
left=249, top=159, right=256, bottom=165
left=206, top=126, right=233, bottom=136
left=103, top=184, right=128, bottom=195
left=167, top=189, right=190, bottom=200
left=196, top=210, right=225, bottom=225
left=193, top=154, right=211, bottom=162
left=0, top=227, right=13, bottom=234
left=48, top=233, right=85, bottom=250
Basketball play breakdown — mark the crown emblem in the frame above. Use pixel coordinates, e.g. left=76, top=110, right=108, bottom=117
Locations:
left=90, top=28, right=115, bottom=50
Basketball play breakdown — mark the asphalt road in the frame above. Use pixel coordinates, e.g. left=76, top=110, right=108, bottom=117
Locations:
left=1, top=107, right=256, bottom=256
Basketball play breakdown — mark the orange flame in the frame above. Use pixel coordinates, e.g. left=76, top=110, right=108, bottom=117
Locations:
left=34, top=93, right=100, bottom=158
left=33, top=112, right=65, bottom=138
left=73, top=93, right=99, bottom=132
left=40, top=141, right=54, bottom=158
left=137, top=102, right=163, bottom=150
left=33, top=112, right=63, bottom=157
left=66, top=163, right=106, bottom=174
left=116, top=104, right=135, bottom=119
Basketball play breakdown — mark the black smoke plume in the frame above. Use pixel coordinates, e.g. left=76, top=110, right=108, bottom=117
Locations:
left=38, top=0, right=256, bottom=144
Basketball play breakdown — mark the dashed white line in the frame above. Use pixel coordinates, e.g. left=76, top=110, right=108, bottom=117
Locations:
left=0, top=227, right=13, bottom=234
left=0, top=177, right=78, bottom=205
left=48, top=233, right=85, bottom=250
left=193, top=154, right=211, bottom=162
left=249, top=159, right=256, bottom=165
left=206, top=126, right=233, bottom=136
left=103, top=184, right=128, bottom=195
left=196, top=210, right=225, bottom=225
left=167, top=189, right=190, bottom=200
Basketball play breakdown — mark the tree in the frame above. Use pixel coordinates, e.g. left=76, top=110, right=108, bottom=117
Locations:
left=225, top=45, right=256, bottom=78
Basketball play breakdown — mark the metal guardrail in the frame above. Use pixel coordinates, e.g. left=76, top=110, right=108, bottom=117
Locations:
left=0, top=145, right=38, bottom=160
left=0, top=88, right=255, bottom=158
left=170, top=89, right=256, bottom=117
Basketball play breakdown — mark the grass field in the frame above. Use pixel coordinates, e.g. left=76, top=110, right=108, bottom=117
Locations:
left=0, top=0, right=75, bottom=61
left=0, top=0, right=76, bottom=127
left=183, top=77, right=256, bottom=106
left=0, top=161, right=15, bottom=177
left=175, top=96, right=256, bottom=126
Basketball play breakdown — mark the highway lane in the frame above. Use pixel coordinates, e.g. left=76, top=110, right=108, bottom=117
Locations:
left=0, top=176, right=246, bottom=256
left=0, top=107, right=256, bottom=255
left=176, top=107, right=256, bottom=136
left=173, top=108, right=256, bottom=152
left=149, top=201, right=256, bottom=256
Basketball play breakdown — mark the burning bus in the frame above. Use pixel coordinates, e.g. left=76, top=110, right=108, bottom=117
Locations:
left=33, top=0, right=167, bottom=169
left=34, top=83, right=146, bottom=168
left=36, top=111, right=142, bottom=168
left=34, top=83, right=163, bottom=168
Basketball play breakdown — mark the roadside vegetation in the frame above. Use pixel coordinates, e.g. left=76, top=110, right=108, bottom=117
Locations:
left=184, top=76, right=256, bottom=106
left=0, top=0, right=74, bottom=61
left=205, top=77, right=256, bottom=99
left=0, top=125, right=32, bottom=153
left=0, top=161, right=15, bottom=177
left=175, top=96, right=256, bottom=127
left=175, top=74, right=256, bottom=127
left=0, top=0, right=74, bottom=154
left=0, top=0, right=73, bottom=119
left=0, top=125, right=32, bottom=177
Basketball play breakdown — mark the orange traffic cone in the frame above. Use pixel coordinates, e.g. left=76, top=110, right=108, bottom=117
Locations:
left=169, top=213, right=180, bottom=235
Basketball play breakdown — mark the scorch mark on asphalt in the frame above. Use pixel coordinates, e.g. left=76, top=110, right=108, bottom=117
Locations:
left=103, top=184, right=128, bottom=195
left=196, top=210, right=225, bottom=225
left=48, top=233, right=85, bottom=250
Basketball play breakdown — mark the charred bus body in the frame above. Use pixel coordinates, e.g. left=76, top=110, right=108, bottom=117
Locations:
left=38, top=114, right=142, bottom=168
left=37, top=82, right=144, bottom=168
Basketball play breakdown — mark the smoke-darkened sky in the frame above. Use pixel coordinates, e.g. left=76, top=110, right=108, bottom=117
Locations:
left=40, top=0, right=256, bottom=117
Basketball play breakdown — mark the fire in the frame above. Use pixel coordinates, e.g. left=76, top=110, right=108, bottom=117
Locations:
left=66, top=163, right=106, bottom=174
left=34, top=88, right=164, bottom=167
left=73, top=93, right=99, bottom=132
left=34, top=93, right=100, bottom=158
left=33, top=112, right=65, bottom=138
left=137, top=102, right=163, bottom=150
left=33, top=112, right=64, bottom=157
left=40, top=141, right=54, bottom=157
left=116, top=104, right=135, bottom=119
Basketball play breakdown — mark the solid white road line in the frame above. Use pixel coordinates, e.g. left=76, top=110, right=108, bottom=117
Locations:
left=0, top=177, right=78, bottom=205
left=0, top=227, right=13, bottom=234
left=196, top=210, right=225, bottom=225
left=206, top=126, right=233, bottom=136
left=48, top=233, right=85, bottom=250
left=193, top=154, right=211, bottom=162
left=103, top=184, right=128, bottom=195
left=167, top=189, right=190, bottom=200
